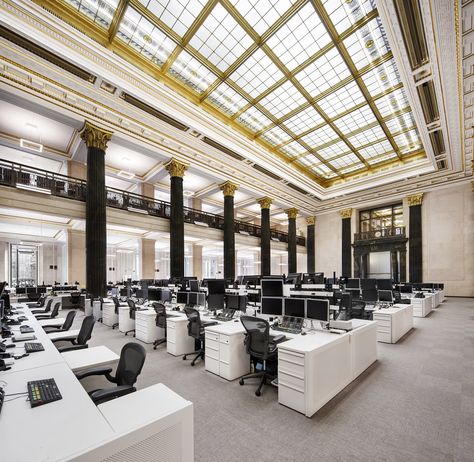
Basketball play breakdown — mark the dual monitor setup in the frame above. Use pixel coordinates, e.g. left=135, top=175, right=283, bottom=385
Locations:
left=261, top=297, right=329, bottom=323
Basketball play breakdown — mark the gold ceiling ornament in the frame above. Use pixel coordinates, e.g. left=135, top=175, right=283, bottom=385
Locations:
left=365, top=39, right=374, bottom=49
left=306, top=216, right=316, bottom=226
left=220, top=181, right=238, bottom=197
left=340, top=208, right=353, bottom=219
left=257, top=197, right=272, bottom=209
left=165, top=158, right=188, bottom=178
left=285, top=208, right=299, bottom=220
left=407, top=193, right=424, bottom=206
left=79, top=121, right=113, bottom=151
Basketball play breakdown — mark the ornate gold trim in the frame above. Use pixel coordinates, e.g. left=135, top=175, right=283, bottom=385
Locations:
left=306, top=216, right=316, bottom=226
left=164, top=158, right=188, bottom=178
left=220, top=181, right=238, bottom=197
left=340, top=208, right=352, bottom=219
left=79, top=120, right=112, bottom=150
left=407, top=193, right=423, bottom=206
left=257, top=197, right=272, bottom=209
left=285, top=207, right=299, bottom=219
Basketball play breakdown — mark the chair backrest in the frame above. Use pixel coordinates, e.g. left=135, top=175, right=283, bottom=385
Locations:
left=50, top=302, right=61, bottom=319
left=44, top=298, right=53, bottom=312
left=240, top=316, right=271, bottom=360
left=38, top=294, right=46, bottom=306
left=112, top=296, right=120, bottom=309
left=77, top=315, right=95, bottom=345
left=153, top=302, right=167, bottom=328
left=127, top=299, right=136, bottom=320
left=70, top=291, right=81, bottom=303
left=61, top=310, right=77, bottom=331
left=184, top=306, right=203, bottom=339
left=115, top=342, right=146, bottom=387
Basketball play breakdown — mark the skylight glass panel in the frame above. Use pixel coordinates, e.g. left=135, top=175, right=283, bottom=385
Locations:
left=347, top=126, right=386, bottom=148
left=280, top=141, right=306, bottom=157
left=229, top=48, right=284, bottom=98
left=300, top=125, right=339, bottom=149
left=118, top=7, right=176, bottom=66
left=231, top=0, right=295, bottom=36
left=189, top=4, right=253, bottom=71
left=333, top=105, right=377, bottom=134
left=261, top=125, right=291, bottom=146
left=367, top=152, right=398, bottom=165
left=266, top=3, right=331, bottom=71
left=295, top=48, right=351, bottom=99
left=375, top=88, right=410, bottom=117
left=237, top=106, right=272, bottom=132
left=168, top=50, right=217, bottom=94
left=329, top=153, right=360, bottom=169
left=138, top=0, right=206, bottom=37
left=317, top=81, right=365, bottom=118
left=318, top=140, right=351, bottom=159
left=359, top=139, right=392, bottom=158
left=340, top=162, right=365, bottom=174
left=65, top=0, right=118, bottom=28
left=206, top=82, right=248, bottom=115
left=312, top=163, right=336, bottom=177
left=322, top=0, right=376, bottom=35
left=298, top=155, right=314, bottom=166
left=343, top=17, right=390, bottom=70
left=362, top=59, right=401, bottom=96
left=393, top=129, right=422, bottom=152
left=282, top=106, right=324, bottom=135
left=384, top=112, right=416, bottom=134
left=259, top=81, right=306, bottom=119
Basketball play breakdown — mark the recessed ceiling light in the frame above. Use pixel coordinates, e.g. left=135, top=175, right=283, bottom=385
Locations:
left=117, top=170, right=135, bottom=179
left=183, top=190, right=194, bottom=197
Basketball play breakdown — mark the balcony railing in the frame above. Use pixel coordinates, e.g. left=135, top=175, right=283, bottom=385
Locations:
left=354, top=226, right=406, bottom=241
left=0, top=158, right=305, bottom=246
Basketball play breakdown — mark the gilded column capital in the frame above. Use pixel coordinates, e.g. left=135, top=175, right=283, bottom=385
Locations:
left=306, top=216, right=316, bottom=226
left=165, top=158, right=188, bottom=178
left=285, top=208, right=299, bottom=220
left=220, top=181, right=238, bottom=197
left=340, top=208, right=352, bottom=219
left=79, top=121, right=112, bottom=150
left=257, top=197, right=272, bottom=209
left=407, top=193, right=424, bottom=206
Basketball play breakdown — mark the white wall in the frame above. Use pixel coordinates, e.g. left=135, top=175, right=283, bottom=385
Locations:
left=315, top=211, right=341, bottom=277
left=39, top=243, right=66, bottom=285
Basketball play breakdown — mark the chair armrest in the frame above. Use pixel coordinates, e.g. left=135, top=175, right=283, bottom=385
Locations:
left=202, top=321, right=219, bottom=327
left=35, top=315, right=51, bottom=320
left=271, top=334, right=286, bottom=344
left=58, top=344, right=88, bottom=353
left=43, top=326, right=62, bottom=332
left=75, top=366, right=114, bottom=381
left=89, top=385, right=136, bottom=405
left=51, top=337, right=75, bottom=343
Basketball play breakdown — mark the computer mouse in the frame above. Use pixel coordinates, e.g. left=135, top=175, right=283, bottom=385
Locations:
left=234, top=319, right=239, bottom=322
left=301, top=331, right=307, bottom=336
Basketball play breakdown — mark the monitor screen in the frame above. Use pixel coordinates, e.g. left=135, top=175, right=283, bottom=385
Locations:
left=261, top=279, right=283, bottom=297
left=37, top=287, right=47, bottom=294
left=160, top=290, right=172, bottom=303
left=111, top=288, right=118, bottom=297
left=242, top=275, right=260, bottom=287
left=207, top=279, right=226, bottom=295
left=400, top=284, right=413, bottom=294
left=377, top=279, right=393, bottom=290
left=27, top=287, right=36, bottom=294
left=208, top=293, right=225, bottom=310
left=286, top=273, right=302, bottom=285
left=361, top=289, right=378, bottom=303
left=306, top=299, right=329, bottom=322
left=378, top=290, right=393, bottom=302
left=261, top=297, right=283, bottom=316
left=189, top=280, right=199, bottom=292
left=284, top=298, right=305, bottom=318
left=188, top=292, right=198, bottom=306
left=226, top=294, right=246, bottom=311
left=176, top=291, right=188, bottom=304
left=0, top=299, right=4, bottom=319
left=16, top=287, right=26, bottom=294
left=360, top=279, right=377, bottom=290
left=346, top=278, right=360, bottom=289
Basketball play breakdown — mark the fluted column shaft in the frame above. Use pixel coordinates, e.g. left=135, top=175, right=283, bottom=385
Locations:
left=258, top=197, right=272, bottom=276
left=306, top=217, right=316, bottom=273
left=286, top=208, right=299, bottom=274
left=221, top=181, right=238, bottom=281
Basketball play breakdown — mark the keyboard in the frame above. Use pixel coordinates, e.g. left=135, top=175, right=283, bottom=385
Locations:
left=27, top=378, right=62, bottom=408
left=24, top=342, right=44, bottom=353
left=211, top=316, right=234, bottom=322
left=20, top=325, right=34, bottom=334
left=272, top=325, right=302, bottom=335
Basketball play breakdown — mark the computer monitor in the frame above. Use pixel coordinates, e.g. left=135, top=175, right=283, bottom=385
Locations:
left=285, top=273, right=302, bottom=286
left=176, top=291, right=188, bottom=304
left=160, top=289, right=172, bottom=303
left=284, top=298, right=305, bottom=318
left=207, top=279, right=226, bottom=295
left=0, top=299, right=4, bottom=319
left=26, top=287, right=36, bottom=294
left=242, top=275, right=260, bottom=287
left=189, top=280, right=200, bottom=292
left=226, top=294, right=246, bottom=311
left=111, top=287, right=118, bottom=297
left=400, top=284, right=413, bottom=294
left=207, top=293, right=225, bottom=311
left=16, top=287, right=26, bottom=294
left=377, top=279, right=393, bottom=290
left=360, top=278, right=377, bottom=290
left=306, top=299, right=329, bottom=322
left=0, top=281, right=6, bottom=297
left=261, top=279, right=283, bottom=297
left=261, top=297, right=283, bottom=316
left=37, top=286, right=47, bottom=294
left=361, top=289, right=378, bottom=303
left=378, top=290, right=393, bottom=303
left=188, top=292, right=199, bottom=306
left=346, top=278, right=360, bottom=289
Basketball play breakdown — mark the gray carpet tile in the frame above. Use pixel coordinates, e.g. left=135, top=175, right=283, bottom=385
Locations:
left=61, top=297, right=474, bottom=462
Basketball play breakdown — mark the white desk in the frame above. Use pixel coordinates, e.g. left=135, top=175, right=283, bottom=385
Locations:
left=102, top=302, right=118, bottom=327
left=62, top=345, right=120, bottom=373
left=166, top=312, right=195, bottom=356
left=135, top=308, right=162, bottom=344
left=47, top=328, right=80, bottom=341
left=372, top=304, right=413, bottom=343
left=409, top=294, right=433, bottom=317
left=118, top=306, right=134, bottom=333
left=38, top=318, right=65, bottom=328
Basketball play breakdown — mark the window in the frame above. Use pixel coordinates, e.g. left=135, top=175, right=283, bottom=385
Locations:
left=10, top=244, right=38, bottom=287
left=359, top=204, right=403, bottom=233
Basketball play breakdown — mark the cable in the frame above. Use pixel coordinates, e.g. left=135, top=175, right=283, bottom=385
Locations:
left=5, top=392, right=28, bottom=397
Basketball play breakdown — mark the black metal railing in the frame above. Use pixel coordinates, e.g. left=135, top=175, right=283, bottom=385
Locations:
left=354, top=226, right=406, bottom=241
left=0, top=158, right=305, bottom=246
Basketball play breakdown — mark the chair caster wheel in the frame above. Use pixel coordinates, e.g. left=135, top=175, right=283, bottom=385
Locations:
left=191, top=362, right=195, bottom=367
left=239, top=379, right=244, bottom=385
left=183, top=356, right=187, bottom=360
left=255, top=390, right=261, bottom=397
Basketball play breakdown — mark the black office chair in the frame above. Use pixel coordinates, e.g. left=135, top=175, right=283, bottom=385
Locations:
left=125, top=299, right=136, bottom=336
left=35, top=301, right=60, bottom=320
left=27, top=292, right=41, bottom=302
left=182, top=306, right=218, bottom=366
left=27, top=294, right=46, bottom=308
left=43, top=310, right=77, bottom=333
left=75, top=342, right=146, bottom=405
left=239, top=316, right=286, bottom=396
left=351, top=299, right=367, bottom=319
left=52, top=315, right=95, bottom=352
left=337, top=292, right=353, bottom=320
left=69, top=291, right=82, bottom=310
left=152, top=302, right=167, bottom=349
left=111, top=296, right=125, bottom=330
left=31, top=298, right=52, bottom=314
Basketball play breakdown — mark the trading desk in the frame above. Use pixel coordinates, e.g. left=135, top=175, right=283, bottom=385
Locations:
left=372, top=304, right=413, bottom=343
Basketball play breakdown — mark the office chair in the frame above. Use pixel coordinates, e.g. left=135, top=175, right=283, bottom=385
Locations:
left=351, top=299, right=368, bottom=319
left=31, top=298, right=53, bottom=314
left=111, top=296, right=125, bottom=329
left=239, top=316, right=286, bottom=396
left=74, top=342, right=146, bottom=405
left=69, top=291, right=82, bottom=310
left=125, top=299, right=136, bottom=336
left=182, top=306, right=218, bottom=366
left=52, top=315, right=95, bottom=353
left=35, top=302, right=60, bottom=320
left=43, top=310, right=77, bottom=333
left=152, top=302, right=167, bottom=349
left=27, top=294, right=45, bottom=307
left=337, top=293, right=353, bottom=320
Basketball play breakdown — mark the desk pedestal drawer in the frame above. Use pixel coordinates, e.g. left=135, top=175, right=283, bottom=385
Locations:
left=376, top=332, right=392, bottom=343
left=278, top=382, right=305, bottom=415
left=205, top=356, right=219, bottom=375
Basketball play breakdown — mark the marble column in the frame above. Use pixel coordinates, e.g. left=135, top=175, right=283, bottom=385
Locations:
left=67, top=229, right=85, bottom=286
left=165, top=158, right=188, bottom=279
left=140, top=238, right=155, bottom=279
left=79, top=121, right=112, bottom=297
left=306, top=216, right=316, bottom=273
left=257, top=197, right=272, bottom=276
left=408, top=193, right=423, bottom=283
left=286, top=208, right=299, bottom=274
left=193, top=244, right=203, bottom=279
left=340, top=208, right=352, bottom=278
left=220, top=181, right=238, bottom=281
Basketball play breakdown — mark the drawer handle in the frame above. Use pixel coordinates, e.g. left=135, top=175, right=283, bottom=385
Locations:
left=278, top=381, right=304, bottom=393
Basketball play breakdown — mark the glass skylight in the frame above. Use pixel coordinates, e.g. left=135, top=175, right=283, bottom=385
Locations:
left=300, top=125, right=339, bottom=149
left=385, top=112, right=416, bottom=135
left=322, top=0, right=376, bottom=35
left=237, top=106, right=272, bottom=133
left=317, top=140, right=351, bottom=159
left=318, top=81, right=365, bottom=118
left=261, top=125, right=292, bottom=146
left=329, top=153, right=361, bottom=169
left=358, top=139, right=393, bottom=158
left=362, top=59, right=401, bottom=95
left=282, top=106, right=324, bottom=135
left=375, top=87, right=410, bottom=117
left=347, top=126, right=386, bottom=148
left=259, top=81, right=306, bottom=120
left=206, top=82, right=248, bottom=115
left=333, top=105, right=377, bottom=134
left=65, top=0, right=118, bottom=28
left=280, top=141, right=306, bottom=157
